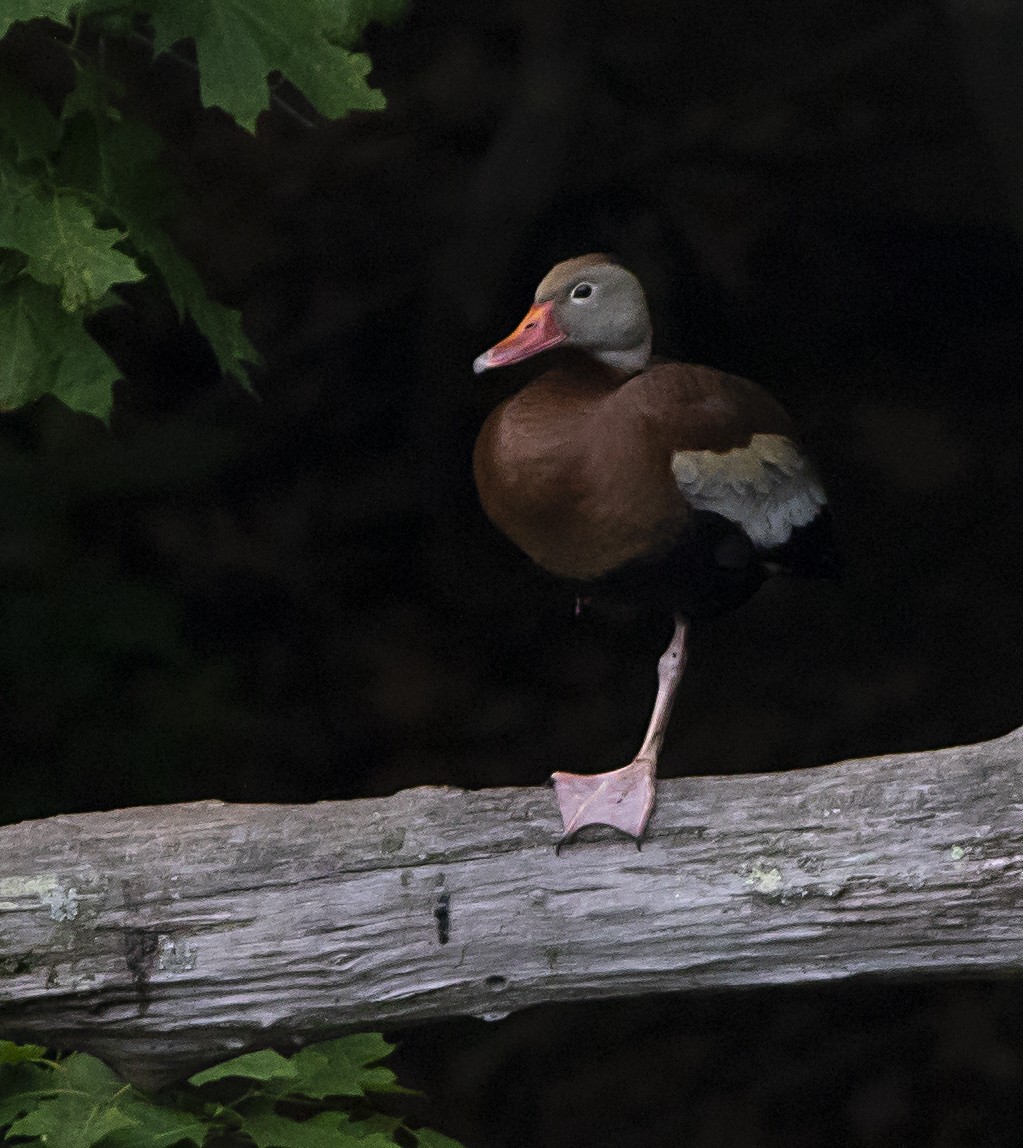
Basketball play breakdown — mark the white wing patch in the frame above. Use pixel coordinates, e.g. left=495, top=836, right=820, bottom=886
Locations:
left=671, top=432, right=826, bottom=549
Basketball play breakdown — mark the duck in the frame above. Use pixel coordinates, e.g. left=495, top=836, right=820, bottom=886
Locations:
left=472, top=254, right=837, bottom=847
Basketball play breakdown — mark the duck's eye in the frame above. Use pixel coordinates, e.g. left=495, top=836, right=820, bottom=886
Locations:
left=570, top=282, right=593, bottom=301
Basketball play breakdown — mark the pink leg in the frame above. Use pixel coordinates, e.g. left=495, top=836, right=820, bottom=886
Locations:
left=551, top=615, right=689, bottom=848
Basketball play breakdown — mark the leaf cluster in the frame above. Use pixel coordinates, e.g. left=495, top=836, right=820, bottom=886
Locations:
left=0, top=0, right=400, bottom=419
left=0, top=1036, right=463, bottom=1148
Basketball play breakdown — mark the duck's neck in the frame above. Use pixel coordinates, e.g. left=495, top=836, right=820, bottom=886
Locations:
left=589, top=335, right=652, bottom=376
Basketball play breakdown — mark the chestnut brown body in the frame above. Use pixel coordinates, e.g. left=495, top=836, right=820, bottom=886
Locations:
left=473, top=347, right=828, bottom=614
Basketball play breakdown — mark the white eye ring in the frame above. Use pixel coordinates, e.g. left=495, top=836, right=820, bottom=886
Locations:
left=570, top=282, right=594, bottom=302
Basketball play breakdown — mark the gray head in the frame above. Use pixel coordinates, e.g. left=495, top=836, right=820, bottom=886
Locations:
left=473, top=254, right=653, bottom=376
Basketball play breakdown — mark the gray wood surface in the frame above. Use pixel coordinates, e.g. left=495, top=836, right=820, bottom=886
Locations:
left=1, top=727, right=1022, bottom=1089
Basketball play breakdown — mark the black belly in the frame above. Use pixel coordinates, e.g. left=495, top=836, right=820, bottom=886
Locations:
left=576, top=508, right=839, bottom=619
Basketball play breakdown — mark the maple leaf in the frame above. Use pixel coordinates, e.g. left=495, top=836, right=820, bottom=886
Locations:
left=254, top=1035, right=412, bottom=1102
left=57, top=95, right=258, bottom=387
left=188, top=1048, right=298, bottom=1087
left=101, top=1099, right=207, bottom=1147
left=238, top=1109, right=396, bottom=1148
left=0, top=1041, right=47, bottom=1065
left=415, top=1131, right=467, bottom=1148
left=0, top=158, right=143, bottom=311
left=0, top=277, right=120, bottom=418
left=7, top=1093, right=137, bottom=1148
left=148, top=0, right=390, bottom=130
left=0, top=68, right=59, bottom=163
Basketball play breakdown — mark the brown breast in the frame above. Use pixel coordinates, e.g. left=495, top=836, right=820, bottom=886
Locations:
left=473, top=351, right=796, bottom=581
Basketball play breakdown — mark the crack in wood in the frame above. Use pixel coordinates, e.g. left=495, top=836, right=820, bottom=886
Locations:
left=434, top=890, right=451, bottom=945
left=122, top=929, right=159, bottom=1017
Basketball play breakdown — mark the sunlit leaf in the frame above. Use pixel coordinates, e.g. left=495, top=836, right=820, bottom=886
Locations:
left=0, top=1041, right=47, bottom=1065
left=281, top=1036, right=412, bottom=1100
left=239, top=1109, right=394, bottom=1148
left=189, top=1048, right=298, bottom=1087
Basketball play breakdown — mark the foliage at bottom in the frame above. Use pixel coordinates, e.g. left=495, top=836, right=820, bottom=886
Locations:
left=0, top=1035, right=463, bottom=1148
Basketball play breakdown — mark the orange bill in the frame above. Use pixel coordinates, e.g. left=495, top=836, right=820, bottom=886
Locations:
left=473, top=300, right=568, bottom=374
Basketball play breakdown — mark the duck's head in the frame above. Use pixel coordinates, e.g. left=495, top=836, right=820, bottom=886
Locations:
left=473, top=254, right=652, bottom=377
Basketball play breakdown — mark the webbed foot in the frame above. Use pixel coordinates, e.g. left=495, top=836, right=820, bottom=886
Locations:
left=550, top=758, right=655, bottom=851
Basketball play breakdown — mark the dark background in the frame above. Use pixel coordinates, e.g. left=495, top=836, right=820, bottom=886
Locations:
left=3, top=0, right=1023, bottom=1143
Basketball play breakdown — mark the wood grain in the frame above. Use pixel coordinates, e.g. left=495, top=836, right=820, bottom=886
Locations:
left=1, top=727, right=1022, bottom=1089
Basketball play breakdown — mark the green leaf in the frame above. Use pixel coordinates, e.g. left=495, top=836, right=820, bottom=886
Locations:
left=282, top=1036, right=410, bottom=1100
left=0, top=276, right=119, bottom=418
left=60, top=57, right=125, bottom=125
left=3, top=1053, right=134, bottom=1148
left=0, top=249, right=26, bottom=289
left=60, top=1051, right=127, bottom=1094
left=283, top=1048, right=363, bottom=1099
left=0, top=1090, right=35, bottom=1129
left=61, top=1057, right=206, bottom=1146
left=57, top=102, right=258, bottom=386
left=133, top=225, right=257, bottom=387
left=0, top=1041, right=47, bottom=1065
left=414, top=1129, right=466, bottom=1148
left=56, top=99, right=175, bottom=252
left=189, top=1049, right=299, bottom=1087
left=357, top=1065, right=415, bottom=1095
left=0, top=275, right=55, bottom=399
left=0, top=1062, right=53, bottom=1126
left=70, top=0, right=138, bottom=18
left=102, top=1097, right=208, bottom=1147
left=239, top=1110, right=395, bottom=1148
left=0, top=69, right=60, bottom=163
left=7, top=1092, right=136, bottom=1148
left=0, top=0, right=75, bottom=40
left=0, top=1039, right=463, bottom=1148
left=148, top=0, right=388, bottom=131
left=0, top=157, right=144, bottom=311
left=349, top=1113, right=403, bottom=1138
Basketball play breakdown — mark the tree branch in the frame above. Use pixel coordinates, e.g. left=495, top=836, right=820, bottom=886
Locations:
left=2, top=727, right=1022, bottom=1090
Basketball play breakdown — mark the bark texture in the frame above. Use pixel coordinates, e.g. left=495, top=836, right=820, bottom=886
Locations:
left=1, top=728, right=1022, bottom=1090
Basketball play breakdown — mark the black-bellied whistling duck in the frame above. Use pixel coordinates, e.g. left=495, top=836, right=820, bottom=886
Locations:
left=473, top=254, right=837, bottom=848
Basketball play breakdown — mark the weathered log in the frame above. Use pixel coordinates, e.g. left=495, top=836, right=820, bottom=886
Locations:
left=1, top=727, right=1022, bottom=1090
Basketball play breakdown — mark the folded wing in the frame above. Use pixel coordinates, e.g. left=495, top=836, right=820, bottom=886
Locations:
left=671, top=432, right=827, bottom=550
